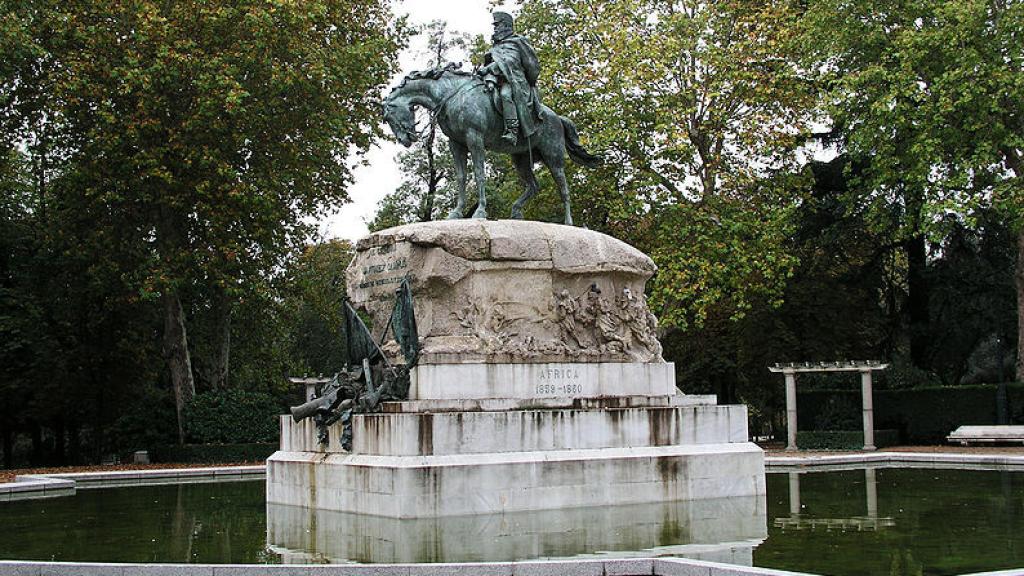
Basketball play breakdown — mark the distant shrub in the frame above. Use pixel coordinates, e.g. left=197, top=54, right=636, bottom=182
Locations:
left=796, top=430, right=899, bottom=450
left=798, top=383, right=1024, bottom=444
left=880, top=357, right=943, bottom=390
left=149, top=442, right=276, bottom=464
left=185, top=389, right=282, bottom=444
left=812, top=395, right=860, bottom=431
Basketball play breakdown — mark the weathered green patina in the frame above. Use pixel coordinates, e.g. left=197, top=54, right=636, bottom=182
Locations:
left=383, top=13, right=602, bottom=226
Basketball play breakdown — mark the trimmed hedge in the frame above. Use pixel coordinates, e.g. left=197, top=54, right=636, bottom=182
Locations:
left=797, top=383, right=1024, bottom=444
left=796, top=429, right=899, bottom=450
left=149, top=442, right=277, bottom=464
left=185, top=389, right=282, bottom=444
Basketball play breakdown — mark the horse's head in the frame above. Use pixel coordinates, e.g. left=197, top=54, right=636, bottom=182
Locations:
left=383, top=93, right=417, bottom=148
left=383, top=64, right=467, bottom=148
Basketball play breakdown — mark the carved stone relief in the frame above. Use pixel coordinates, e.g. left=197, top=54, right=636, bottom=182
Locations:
left=347, top=220, right=666, bottom=365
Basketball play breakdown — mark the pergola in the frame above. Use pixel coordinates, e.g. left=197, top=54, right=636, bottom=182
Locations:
left=287, top=375, right=332, bottom=403
left=769, top=361, right=889, bottom=451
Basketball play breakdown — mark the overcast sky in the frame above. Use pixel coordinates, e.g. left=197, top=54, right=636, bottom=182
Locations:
left=318, top=1, right=511, bottom=242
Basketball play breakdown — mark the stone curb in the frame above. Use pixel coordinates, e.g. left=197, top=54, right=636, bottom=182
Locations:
left=0, top=558, right=814, bottom=576
left=0, top=465, right=264, bottom=500
left=765, top=451, right=1024, bottom=471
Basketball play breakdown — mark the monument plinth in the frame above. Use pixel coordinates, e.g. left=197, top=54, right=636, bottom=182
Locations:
left=267, top=220, right=765, bottom=519
left=347, top=219, right=663, bottom=365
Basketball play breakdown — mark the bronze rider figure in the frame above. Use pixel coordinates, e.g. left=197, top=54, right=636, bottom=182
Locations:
left=476, top=12, right=545, bottom=145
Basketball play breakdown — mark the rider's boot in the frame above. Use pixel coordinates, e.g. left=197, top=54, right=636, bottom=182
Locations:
left=500, top=88, right=519, bottom=144
left=502, top=119, right=519, bottom=144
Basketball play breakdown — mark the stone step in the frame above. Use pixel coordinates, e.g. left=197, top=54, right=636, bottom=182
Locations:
left=380, top=393, right=718, bottom=414
left=350, top=404, right=748, bottom=456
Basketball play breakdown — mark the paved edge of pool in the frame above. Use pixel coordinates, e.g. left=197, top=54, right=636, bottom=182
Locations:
left=0, top=558, right=818, bottom=576
left=0, top=465, right=265, bottom=501
left=764, top=451, right=1024, bottom=471
left=4, top=451, right=1024, bottom=500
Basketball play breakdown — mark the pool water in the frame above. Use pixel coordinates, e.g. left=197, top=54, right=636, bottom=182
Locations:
left=0, top=468, right=1021, bottom=575
left=757, top=468, right=1024, bottom=576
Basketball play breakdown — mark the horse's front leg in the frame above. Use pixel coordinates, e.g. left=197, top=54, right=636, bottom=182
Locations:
left=447, top=140, right=469, bottom=219
left=467, top=134, right=488, bottom=219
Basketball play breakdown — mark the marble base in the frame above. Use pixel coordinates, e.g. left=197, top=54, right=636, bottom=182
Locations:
left=266, top=443, right=765, bottom=518
left=279, top=403, right=748, bottom=456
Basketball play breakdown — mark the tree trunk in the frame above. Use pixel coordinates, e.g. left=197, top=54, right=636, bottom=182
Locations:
left=54, top=417, right=66, bottom=465
left=29, top=423, right=42, bottom=466
left=164, top=291, right=195, bottom=444
left=1017, top=226, right=1024, bottom=381
left=906, top=234, right=930, bottom=368
left=419, top=121, right=438, bottom=222
left=1, top=425, right=12, bottom=469
left=68, top=423, right=81, bottom=465
left=210, top=292, right=232, bottom=390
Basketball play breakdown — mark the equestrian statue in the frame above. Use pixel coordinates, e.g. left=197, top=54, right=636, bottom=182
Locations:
left=383, top=11, right=601, bottom=226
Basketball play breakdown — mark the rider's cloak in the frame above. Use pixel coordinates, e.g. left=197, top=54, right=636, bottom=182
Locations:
left=484, top=35, right=545, bottom=138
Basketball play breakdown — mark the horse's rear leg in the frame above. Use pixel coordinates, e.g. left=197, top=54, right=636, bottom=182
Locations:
left=448, top=140, right=469, bottom=219
left=510, top=153, right=539, bottom=219
left=468, top=136, right=488, bottom=219
left=547, top=159, right=573, bottom=226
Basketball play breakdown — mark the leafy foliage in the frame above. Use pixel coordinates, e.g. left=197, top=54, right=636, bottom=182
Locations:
left=149, top=442, right=277, bottom=464
left=280, top=240, right=354, bottom=376
left=513, top=0, right=817, bottom=329
left=797, top=0, right=1024, bottom=377
left=0, top=0, right=404, bottom=463
left=796, top=430, right=899, bottom=450
left=800, top=383, right=1024, bottom=443
left=185, top=389, right=282, bottom=445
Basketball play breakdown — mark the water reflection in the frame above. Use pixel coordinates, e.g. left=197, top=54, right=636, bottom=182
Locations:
left=267, top=496, right=768, bottom=564
left=774, top=468, right=895, bottom=532
left=757, top=468, right=1024, bottom=576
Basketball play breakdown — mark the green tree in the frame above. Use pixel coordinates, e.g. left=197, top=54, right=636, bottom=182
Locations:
left=281, top=240, right=354, bottom=376
left=798, top=0, right=1024, bottom=378
left=4, top=0, right=405, bottom=442
left=515, top=0, right=817, bottom=330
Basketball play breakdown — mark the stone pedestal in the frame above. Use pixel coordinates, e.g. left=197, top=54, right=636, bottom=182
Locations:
left=266, top=220, right=765, bottom=522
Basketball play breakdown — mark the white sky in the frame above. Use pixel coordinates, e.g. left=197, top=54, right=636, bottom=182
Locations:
left=318, top=1, right=511, bottom=242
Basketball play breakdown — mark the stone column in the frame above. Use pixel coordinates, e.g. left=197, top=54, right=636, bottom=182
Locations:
left=861, top=370, right=876, bottom=451
left=785, top=371, right=798, bottom=451
left=865, top=467, right=878, bottom=518
left=788, top=472, right=801, bottom=517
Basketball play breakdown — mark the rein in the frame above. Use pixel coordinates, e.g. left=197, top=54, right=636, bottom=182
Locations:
left=430, top=77, right=484, bottom=121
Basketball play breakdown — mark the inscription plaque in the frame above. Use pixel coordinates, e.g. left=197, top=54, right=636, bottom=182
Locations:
left=350, top=244, right=411, bottom=298
left=535, top=365, right=584, bottom=396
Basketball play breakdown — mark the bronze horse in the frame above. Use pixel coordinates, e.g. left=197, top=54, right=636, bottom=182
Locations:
left=383, top=66, right=601, bottom=225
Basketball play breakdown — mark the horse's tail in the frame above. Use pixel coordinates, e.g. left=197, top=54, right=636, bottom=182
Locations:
left=559, top=115, right=603, bottom=168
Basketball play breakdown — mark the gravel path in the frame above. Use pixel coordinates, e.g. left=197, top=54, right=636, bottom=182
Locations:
left=765, top=445, right=1024, bottom=457
left=0, top=461, right=260, bottom=483
left=5, top=445, right=1024, bottom=483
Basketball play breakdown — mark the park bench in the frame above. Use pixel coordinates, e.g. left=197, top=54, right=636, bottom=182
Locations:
left=947, top=425, right=1024, bottom=445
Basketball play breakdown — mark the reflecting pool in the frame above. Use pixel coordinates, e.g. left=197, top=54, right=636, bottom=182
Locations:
left=756, top=468, right=1024, bottom=576
left=0, top=467, right=1022, bottom=575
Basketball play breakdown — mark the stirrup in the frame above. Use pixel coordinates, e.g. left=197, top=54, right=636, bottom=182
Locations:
left=502, top=120, right=519, bottom=144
